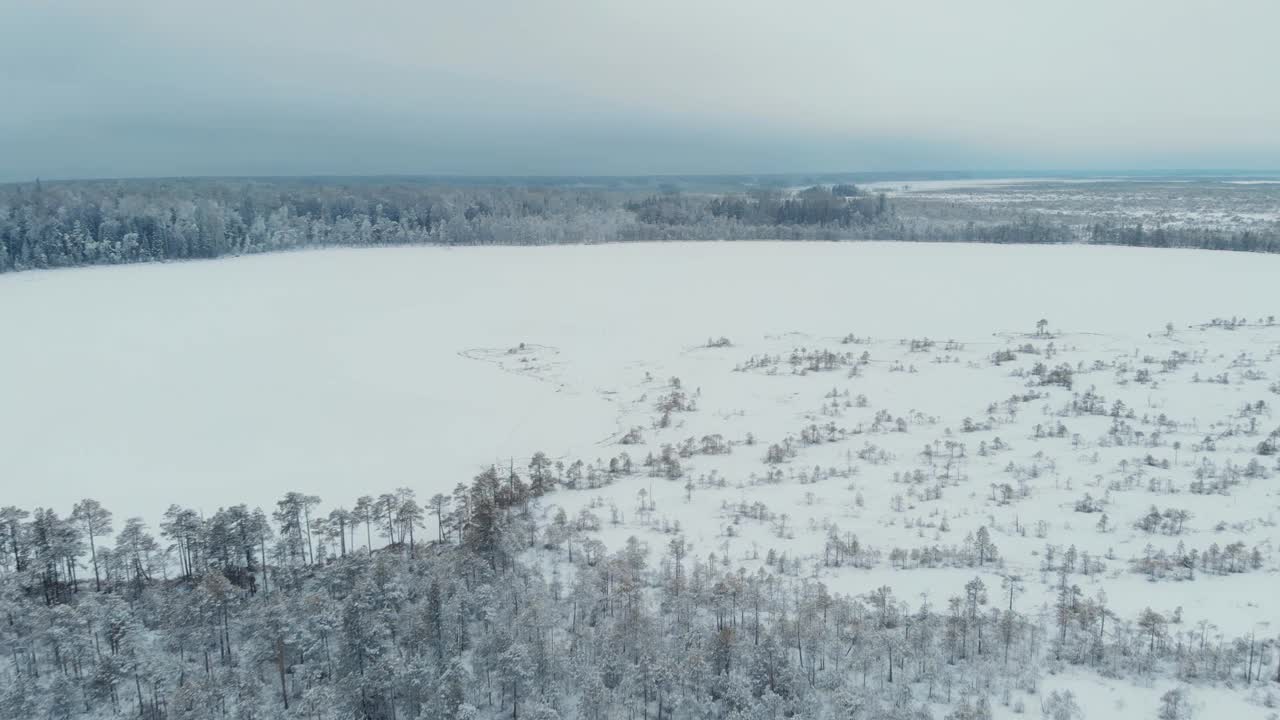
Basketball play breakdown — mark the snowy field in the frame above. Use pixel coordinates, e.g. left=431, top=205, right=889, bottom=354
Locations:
left=3, top=241, right=1279, bottom=717
left=1, top=241, right=1277, bottom=514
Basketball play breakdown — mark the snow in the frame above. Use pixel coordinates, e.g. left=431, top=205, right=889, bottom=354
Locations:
left=3, top=241, right=1279, bottom=649
left=1, top=241, right=1277, bottom=514
left=1030, top=671, right=1269, bottom=720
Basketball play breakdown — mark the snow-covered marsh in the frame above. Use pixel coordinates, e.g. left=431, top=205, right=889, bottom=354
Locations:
left=2, top=241, right=1278, bottom=521
left=4, top=241, right=1280, bottom=717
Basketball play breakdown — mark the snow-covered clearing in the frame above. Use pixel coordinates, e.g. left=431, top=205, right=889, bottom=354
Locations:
left=1, top=241, right=1276, bottom=515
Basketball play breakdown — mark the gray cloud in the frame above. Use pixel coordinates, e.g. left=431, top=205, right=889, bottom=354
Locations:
left=2, top=0, right=1277, bottom=180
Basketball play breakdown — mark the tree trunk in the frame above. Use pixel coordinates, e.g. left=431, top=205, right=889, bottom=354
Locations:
left=260, top=538, right=269, bottom=595
left=88, top=529, right=101, bottom=592
left=302, top=508, right=314, bottom=565
left=276, top=635, right=289, bottom=709
left=134, top=673, right=145, bottom=718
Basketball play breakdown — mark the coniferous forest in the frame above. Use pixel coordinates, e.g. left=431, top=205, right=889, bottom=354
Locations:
left=3, top=176, right=1279, bottom=275
left=2, top=456, right=1276, bottom=720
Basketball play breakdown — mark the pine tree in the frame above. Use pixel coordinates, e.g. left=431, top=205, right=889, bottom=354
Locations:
left=71, top=500, right=112, bottom=592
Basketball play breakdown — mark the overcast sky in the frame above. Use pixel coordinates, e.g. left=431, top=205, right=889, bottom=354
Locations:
left=3, top=0, right=1278, bottom=180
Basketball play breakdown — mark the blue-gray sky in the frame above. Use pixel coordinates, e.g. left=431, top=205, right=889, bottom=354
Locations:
left=3, top=0, right=1278, bottom=180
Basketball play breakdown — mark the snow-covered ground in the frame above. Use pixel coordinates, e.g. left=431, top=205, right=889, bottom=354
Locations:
left=1, top=241, right=1277, bottom=518
left=3, top=241, right=1279, bottom=716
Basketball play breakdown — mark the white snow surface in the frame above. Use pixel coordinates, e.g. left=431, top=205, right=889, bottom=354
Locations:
left=2, top=241, right=1277, bottom=518
left=4, top=241, right=1280, bottom=717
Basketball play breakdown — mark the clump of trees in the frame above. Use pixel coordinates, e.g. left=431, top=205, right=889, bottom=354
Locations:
left=1134, top=506, right=1192, bottom=535
left=1131, top=540, right=1264, bottom=580
left=1031, top=362, right=1075, bottom=389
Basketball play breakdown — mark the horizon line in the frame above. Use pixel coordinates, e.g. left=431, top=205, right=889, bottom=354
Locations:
left=7, top=167, right=1280, bottom=187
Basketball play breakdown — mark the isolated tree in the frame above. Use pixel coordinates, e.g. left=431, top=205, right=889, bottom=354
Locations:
left=429, top=493, right=453, bottom=542
left=327, top=507, right=353, bottom=557
left=974, top=526, right=997, bottom=566
left=354, top=495, right=376, bottom=553
left=71, top=499, right=113, bottom=592
left=376, top=492, right=400, bottom=545
left=1157, top=688, right=1191, bottom=720
left=528, top=452, right=554, bottom=495
left=1040, top=689, right=1081, bottom=720
left=395, top=487, right=424, bottom=557
left=250, top=507, right=274, bottom=593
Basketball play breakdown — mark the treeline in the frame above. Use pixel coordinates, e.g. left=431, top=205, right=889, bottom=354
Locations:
left=890, top=217, right=1076, bottom=246
left=682, top=186, right=885, bottom=227
left=0, top=180, right=890, bottom=273
left=3, top=178, right=1279, bottom=276
left=3, top=461, right=1277, bottom=719
left=1088, top=222, right=1280, bottom=253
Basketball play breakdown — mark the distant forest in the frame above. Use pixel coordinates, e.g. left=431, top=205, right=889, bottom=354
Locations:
left=1, top=177, right=1277, bottom=274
